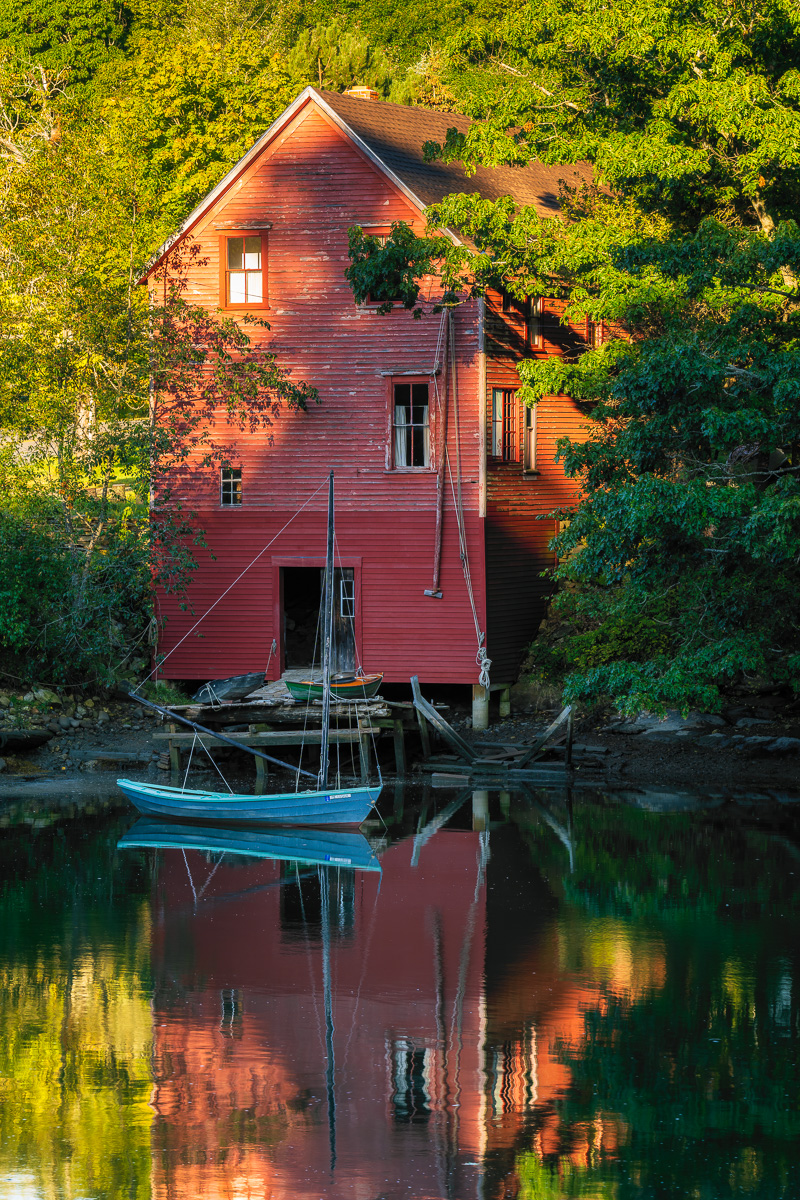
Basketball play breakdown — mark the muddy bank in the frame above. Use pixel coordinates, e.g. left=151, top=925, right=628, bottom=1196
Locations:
left=1, top=689, right=799, bottom=796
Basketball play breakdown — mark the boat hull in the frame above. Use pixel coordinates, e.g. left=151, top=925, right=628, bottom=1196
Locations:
left=117, top=818, right=381, bottom=870
left=284, top=673, right=383, bottom=702
left=116, top=778, right=380, bottom=826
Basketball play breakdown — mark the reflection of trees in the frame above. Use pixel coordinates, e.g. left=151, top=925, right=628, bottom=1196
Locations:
left=0, top=815, right=154, bottom=1200
left=507, top=798, right=800, bottom=1198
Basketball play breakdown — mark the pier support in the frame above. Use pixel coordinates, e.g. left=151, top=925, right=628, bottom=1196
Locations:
left=498, top=686, right=511, bottom=719
left=472, top=684, right=489, bottom=731
left=472, top=789, right=489, bottom=831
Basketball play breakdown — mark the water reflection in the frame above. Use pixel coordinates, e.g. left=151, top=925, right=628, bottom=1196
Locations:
left=0, top=785, right=798, bottom=1198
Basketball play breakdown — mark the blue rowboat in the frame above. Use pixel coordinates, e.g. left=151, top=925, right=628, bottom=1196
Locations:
left=116, top=778, right=381, bottom=826
left=117, top=817, right=381, bottom=870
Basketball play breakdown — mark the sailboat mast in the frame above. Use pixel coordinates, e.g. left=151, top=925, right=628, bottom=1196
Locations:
left=318, top=470, right=335, bottom=789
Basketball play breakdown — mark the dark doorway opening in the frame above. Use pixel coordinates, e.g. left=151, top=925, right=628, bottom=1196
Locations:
left=282, top=566, right=356, bottom=672
left=283, top=567, right=321, bottom=668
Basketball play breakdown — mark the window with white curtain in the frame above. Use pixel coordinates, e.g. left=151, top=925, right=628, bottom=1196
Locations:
left=393, top=381, right=430, bottom=468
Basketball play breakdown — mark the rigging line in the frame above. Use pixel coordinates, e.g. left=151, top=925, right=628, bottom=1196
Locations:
left=181, top=848, right=198, bottom=904
left=199, top=734, right=235, bottom=793
left=341, top=870, right=382, bottom=1073
left=135, top=476, right=329, bottom=690
left=196, top=852, right=226, bottom=900
left=181, top=730, right=198, bottom=792
left=295, top=863, right=326, bottom=1057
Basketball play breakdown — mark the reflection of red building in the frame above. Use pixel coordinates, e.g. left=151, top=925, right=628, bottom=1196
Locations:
left=149, top=822, right=625, bottom=1198
left=150, top=832, right=489, bottom=1198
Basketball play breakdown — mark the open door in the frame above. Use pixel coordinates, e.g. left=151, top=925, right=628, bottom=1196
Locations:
left=281, top=565, right=356, bottom=672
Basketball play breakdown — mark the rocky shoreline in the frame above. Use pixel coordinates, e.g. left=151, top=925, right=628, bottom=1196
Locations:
left=0, top=686, right=799, bottom=795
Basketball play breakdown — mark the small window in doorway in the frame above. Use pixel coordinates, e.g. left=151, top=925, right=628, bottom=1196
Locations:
left=393, top=381, right=431, bottom=468
left=220, top=466, right=242, bottom=506
left=491, top=388, right=518, bottom=462
left=340, top=575, right=355, bottom=619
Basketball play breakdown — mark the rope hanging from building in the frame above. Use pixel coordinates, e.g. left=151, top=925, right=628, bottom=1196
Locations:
left=430, top=309, right=491, bottom=691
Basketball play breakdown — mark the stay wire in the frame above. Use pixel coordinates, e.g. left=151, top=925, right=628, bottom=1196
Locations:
left=133, top=476, right=329, bottom=692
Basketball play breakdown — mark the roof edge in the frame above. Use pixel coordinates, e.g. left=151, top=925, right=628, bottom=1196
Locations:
left=138, top=87, right=463, bottom=283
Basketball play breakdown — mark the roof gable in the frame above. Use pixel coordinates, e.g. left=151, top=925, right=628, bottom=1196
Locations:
left=142, top=87, right=592, bottom=279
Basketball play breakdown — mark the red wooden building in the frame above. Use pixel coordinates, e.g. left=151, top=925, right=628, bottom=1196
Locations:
left=143, top=87, right=592, bottom=721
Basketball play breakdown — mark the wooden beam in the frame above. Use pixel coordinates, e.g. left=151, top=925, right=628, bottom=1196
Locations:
left=410, top=676, right=477, bottom=763
left=514, top=705, right=572, bottom=767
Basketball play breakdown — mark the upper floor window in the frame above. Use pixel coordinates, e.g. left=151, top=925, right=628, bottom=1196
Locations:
left=393, top=381, right=430, bottom=468
left=219, top=229, right=269, bottom=309
left=528, top=298, right=543, bottom=349
left=491, top=388, right=518, bottom=462
left=524, top=404, right=537, bottom=472
left=220, top=466, right=242, bottom=506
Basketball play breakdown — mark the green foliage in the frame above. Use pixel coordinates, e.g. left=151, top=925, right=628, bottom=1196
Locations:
left=0, top=61, right=317, bottom=687
left=287, top=19, right=393, bottom=94
left=345, top=0, right=800, bottom=712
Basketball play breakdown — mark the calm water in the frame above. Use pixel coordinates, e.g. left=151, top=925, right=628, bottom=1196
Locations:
left=0, top=782, right=798, bottom=1199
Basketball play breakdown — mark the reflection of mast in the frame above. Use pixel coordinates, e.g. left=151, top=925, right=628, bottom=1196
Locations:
left=319, top=865, right=337, bottom=1172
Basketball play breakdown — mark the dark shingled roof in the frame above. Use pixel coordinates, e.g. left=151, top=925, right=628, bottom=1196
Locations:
left=320, top=90, right=593, bottom=217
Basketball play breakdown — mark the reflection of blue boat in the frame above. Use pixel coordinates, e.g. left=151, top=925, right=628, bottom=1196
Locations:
left=116, top=778, right=380, bottom=827
left=117, top=818, right=382, bottom=871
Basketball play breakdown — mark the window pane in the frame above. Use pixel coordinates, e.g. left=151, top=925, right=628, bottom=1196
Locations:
left=394, top=384, right=411, bottom=408
left=411, top=383, right=428, bottom=406
left=243, top=237, right=261, bottom=269
left=227, top=238, right=244, bottom=270
left=492, top=389, right=503, bottom=456
left=246, top=271, right=263, bottom=302
left=229, top=271, right=246, bottom=303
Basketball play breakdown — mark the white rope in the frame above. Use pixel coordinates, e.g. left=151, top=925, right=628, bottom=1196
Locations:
left=136, top=476, right=329, bottom=691
left=431, top=317, right=491, bottom=690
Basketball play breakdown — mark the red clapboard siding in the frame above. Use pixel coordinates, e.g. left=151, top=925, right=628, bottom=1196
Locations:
left=148, top=94, right=594, bottom=690
left=156, top=510, right=486, bottom=684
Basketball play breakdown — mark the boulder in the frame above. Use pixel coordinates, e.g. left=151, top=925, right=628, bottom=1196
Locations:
left=766, top=737, right=800, bottom=755
left=735, top=717, right=773, bottom=728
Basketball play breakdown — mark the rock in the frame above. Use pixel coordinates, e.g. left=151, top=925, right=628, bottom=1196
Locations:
left=80, top=718, right=93, bottom=728
left=0, top=694, right=9, bottom=708
left=737, top=736, right=775, bottom=754
left=97, top=711, right=110, bottom=724
left=0, top=758, right=5, bottom=771
left=47, top=720, right=61, bottom=734
left=69, top=718, right=80, bottom=728
left=767, top=737, right=800, bottom=755
left=573, top=743, right=610, bottom=755
left=85, top=699, right=95, bottom=709
left=607, top=721, right=646, bottom=734
left=75, top=705, right=86, bottom=718
left=22, top=692, right=34, bottom=702
left=736, top=717, right=773, bottom=728
left=58, top=716, right=72, bottom=730
left=33, top=688, right=59, bottom=705
left=694, top=734, right=732, bottom=749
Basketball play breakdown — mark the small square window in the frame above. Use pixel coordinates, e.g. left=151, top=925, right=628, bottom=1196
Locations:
left=393, top=382, right=430, bottom=468
left=220, top=467, right=242, bottom=506
left=222, top=232, right=267, bottom=308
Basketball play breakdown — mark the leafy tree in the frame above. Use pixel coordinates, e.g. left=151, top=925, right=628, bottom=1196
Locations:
left=0, top=65, right=317, bottom=685
left=346, top=0, right=800, bottom=712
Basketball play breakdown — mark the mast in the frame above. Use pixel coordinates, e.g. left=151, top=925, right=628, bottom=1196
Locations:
left=318, top=470, right=335, bottom=789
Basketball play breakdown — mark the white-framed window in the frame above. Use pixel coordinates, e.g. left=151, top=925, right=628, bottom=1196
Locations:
left=220, top=466, right=242, bottom=506
left=340, top=575, right=355, bottom=618
left=393, top=381, right=431, bottom=468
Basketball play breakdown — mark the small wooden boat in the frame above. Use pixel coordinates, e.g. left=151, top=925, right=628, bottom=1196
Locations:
left=284, top=672, right=383, bottom=702
left=116, top=778, right=380, bottom=826
left=193, top=671, right=265, bottom=704
left=117, top=818, right=381, bottom=870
